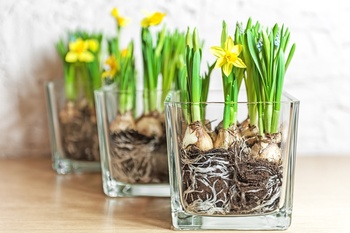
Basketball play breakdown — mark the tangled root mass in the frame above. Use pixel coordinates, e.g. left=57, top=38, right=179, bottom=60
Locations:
left=181, top=140, right=282, bottom=215
left=110, top=129, right=168, bottom=184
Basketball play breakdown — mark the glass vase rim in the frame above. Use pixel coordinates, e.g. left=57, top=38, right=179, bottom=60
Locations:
left=164, top=90, right=300, bottom=105
left=95, top=84, right=168, bottom=94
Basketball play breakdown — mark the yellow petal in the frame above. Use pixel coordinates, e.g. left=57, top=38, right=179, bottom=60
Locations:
left=117, top=16, right=130, bottom=27
left=68, top=41, right=76, bottom=51
left=231, top=44, right=242, bottom=56
left=141, top=12, right=165, bottom=27
left=223, top=63, right=233, bottom=77
left=70, top=39, right=88, bottom=54
left=65, top=52, right=78, bottom=63
left=87, top=39, right=99, bottom=52
left=78, top=52, right=94, bottom=62
left=149, top=12, right=166, bottom=26
left=232, top=57, right=246, bottom=68
left=141, top=18, right=149, bottom=27
left=210, top=46, right=225, bottom=58
left=111, top=8, right=119, bottom=18
left=102, top=69, right=116, bottom=79
left=105, top=55, right=115, bottom=66
left=225, top=36, right=234, bottom=52
left=215, top=57, right=226, bottom=68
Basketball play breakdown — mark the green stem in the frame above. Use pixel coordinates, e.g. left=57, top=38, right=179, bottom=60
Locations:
left=149, top=90, right=157, bottom=112
left=258, top=103, right=264, bottom=135
left=65, top=64, right=76, bottom=101
left=119, top=91, right=127, bottom=114
left=271, top=108, right=280, bottom=133
left=191, top=103, right=201, bottom=122
left=117, top=41, right=136, bottom=116
left=231, top=78, right=238, bottom=126
left=223, top=100, right=231, bottom=130
left=264, top=102, right=273, bottom=133
left=80, top=64, right=94, bottom=107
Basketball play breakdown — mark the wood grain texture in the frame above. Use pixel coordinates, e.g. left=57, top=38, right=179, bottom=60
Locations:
left=0, top=156, right=349, bottom=233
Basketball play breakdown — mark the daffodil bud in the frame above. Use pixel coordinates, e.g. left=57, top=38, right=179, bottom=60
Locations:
left=186, top=27, right=192, bottom=47
left=193, top=28, right=199, bottom=51
left=221, top=21, right=228, bottom=48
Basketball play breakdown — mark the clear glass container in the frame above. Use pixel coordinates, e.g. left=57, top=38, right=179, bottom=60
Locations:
left=94, top=85, right=170, bottom=197
left=164, top=90, right=300, bottom=230
left=46, top=79, right=101, bottom=174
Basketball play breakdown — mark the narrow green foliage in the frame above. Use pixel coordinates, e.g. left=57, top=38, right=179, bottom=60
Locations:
left=141, top=27, right=165, bottom=113
left=240, top=19, right=296, bottom=135
left=191, top=29, right=203, bottom=123
left=104, top=10, right=136, bottom=116
left=56, top=31, right=103, bottom=108
left=235, top=20, right=258, bottom=126
left=117, top=41, right=137, bottom=115
left=180, top=28, right=212, bottom=124
left=160, top=29, right=186, bottom=110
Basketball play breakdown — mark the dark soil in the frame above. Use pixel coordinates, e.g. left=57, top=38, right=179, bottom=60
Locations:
left=180, top=142, right=282, bottom=215
left=109, top=130, right=168, bottom=184
left=59, top=103, right=99, bottom=161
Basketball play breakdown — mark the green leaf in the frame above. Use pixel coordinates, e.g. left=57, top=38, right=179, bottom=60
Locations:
left=246, top=30, right=264, bottom=83
left=285, top=43, right=296, bottom=71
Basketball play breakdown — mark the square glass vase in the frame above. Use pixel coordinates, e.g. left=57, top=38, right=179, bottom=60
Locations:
left=164, top=90, right=300, bottom=230
left=94, top=85, right=170, bottom=197
left=46, top=79, right=101, bottom=174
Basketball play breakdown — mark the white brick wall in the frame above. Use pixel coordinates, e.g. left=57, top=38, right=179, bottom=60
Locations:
left=0, top=0, right=349, bottom=157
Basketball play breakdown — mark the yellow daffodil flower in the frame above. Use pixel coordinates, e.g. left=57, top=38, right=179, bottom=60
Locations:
left=65, top=38, right=94, bottom=63
left=141, top=11, right=166, bottom=28
left=210, top=36, right=246, bottom=77
left=102, top=55, right=119, bottom=79
left=111, top=7, right=130, bottom=27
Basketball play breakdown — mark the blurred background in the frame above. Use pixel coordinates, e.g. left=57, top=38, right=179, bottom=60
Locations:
left=0, top=0, right=349, bottom=157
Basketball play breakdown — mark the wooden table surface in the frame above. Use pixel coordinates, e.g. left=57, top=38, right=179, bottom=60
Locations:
left=0, top=156, right=349, bottom=233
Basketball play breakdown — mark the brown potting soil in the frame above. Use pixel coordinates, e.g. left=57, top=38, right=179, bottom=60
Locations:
left=59, top=104, right=99, bottom=161
left=180, top=142, right=282, bottom=215
left=109, top=129, right=168, bottom=184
